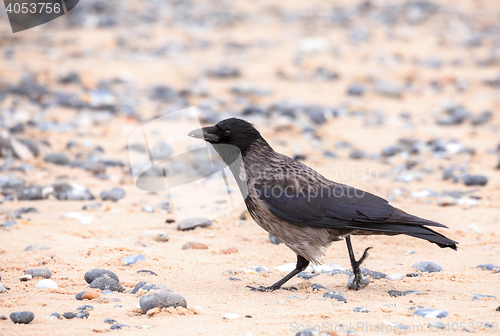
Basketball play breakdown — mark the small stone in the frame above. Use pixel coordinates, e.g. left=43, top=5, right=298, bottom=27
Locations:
left=44, top=153, right=69, bottom=165
left=131, top=281, right=148, bottom=294
left=472, top=294, right=496, bottom=301
left=228, top=277, right=241, bottom=281
left=353, top=307, right=369, bottom=313
left=75, top=311, right=89, bottom=319
left=477, top=263, right=500, bottom=271
left=100, top=187, right=126, bottom=201
left=89, top=277, right=125, bottom=292
left=82, top=291, right=100, bottom=300
left=84, top=269, right=119, bottom=284
left=298, top=272, right=317, bottom=280
left=137, top=283, right=173, bottom=294
left=139, top=290, right=187, bottom=313
left=311, top=284, right=326, bottom=291
left=63, top=312, right=76, bottom=319
left=347, top=83, right=365, bottom=96
left=224, top=313, right=240, bottom=320
left=142, top=205, right=155, bottom=213
left=178, top=217, right=212, bottom=231
left=428, top=322, right=446, bottom=330
left=182, top=242, right=208, bottom=250
left=50, top=313, right=60, bottom=319
left=323, top=291, right=347, bottom=302
left=406, top=272, right=422, bottom=278
left=269, top=234, right=282, bottom=245
left=414, top=308, right=449, bottom=318
left=404, top=250, right=416, bottom=256
left=412, top=261, right=443, bottom=273
left=220, top=247, right=238, bottom=254
left=76, top=291, right=86, bottom=300
left=19, top=274, right=32, bottom=282
left=463, top=175, right=488, bottom=186
left=143, top=231, right=169, bottom=242
left=24, top=268, right=52, bottom=279
left=10, top=311, right=35, bottom=324
left=35, top=279, right=58, bottom=289
left=124, top=254, right=146, bottom=265
left=387, top=274, right=403, bottom=281
left=104, top=318, right=117, bottom=324
left=110, top=323, right=130, bottom=330
left=0, top=283, right=7, bottom=293
left=349, top=150, right=366, bottom=160
left=77, top=305, right=94, bottom=311
left=24, top=244, right=51, bottom=251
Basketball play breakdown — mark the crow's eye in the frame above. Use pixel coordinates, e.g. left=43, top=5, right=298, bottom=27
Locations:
left=224, top=130, right=232, bottom=137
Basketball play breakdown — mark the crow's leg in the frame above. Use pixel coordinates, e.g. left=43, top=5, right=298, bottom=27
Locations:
left=345, top=235, right=373, bottom=290
left=247, top=255, right=309, bottom=292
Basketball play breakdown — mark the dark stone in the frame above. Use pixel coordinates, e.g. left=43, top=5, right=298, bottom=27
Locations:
left=349, top=150, right=366, bottom=160
left=16, top=185, right=43, bottom=200
left=150, top=85, right=177, bottom=101
left=206, top=66, right=241, bottom=78
left=110, top=323, right=130, bottom=330
left=436, top=105, right=470, bottom=125
left=130, top=281, right=148, bottom=294
left=382, top=145, right=404, bottom=157
left=347, top=83, right=365, bottom=96
left=10, top=311, right=34, bottom=324
left=63, top=312, right=76, bottom=319
left=228, top=277, right=241, bottom=281
left=77, top=305, right=94, bottom=311
left=414, top=308, right=449, bottom=318
left=75, top=311, right=89, bottom=319
left=388, top=290, right=420, bottom=297
left=323, top=291, right=347, bottom=302
left=477, top=263, right=500, bottom=271
left=104, top=318, right=117, bottom=324
left=297, top=272, right=317, bottom=280
left=24, top=268, right=52, bottom=279
left=89, top=277, right=125, bottom=292
left=412, top=261, right=443, bottom=273
left=50, top=313, right=60, bottom=319
left=139, top=290, right=187, bottom=313
left=463, top=175, right=488, bottom=186
left=406, top=272, right=422, bottom=278
left=311, top=284, right=326, bottom=291
left=471, top=111, right=492, bottom=126
left=84, top=269, right=119, bottom=284
left=44, top=153, right=69, bottom=165
left=76, top=291, right=87, bottom=300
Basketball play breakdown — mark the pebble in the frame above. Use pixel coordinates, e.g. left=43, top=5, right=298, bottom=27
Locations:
left=19, top=275, right=32, bottom=282
left=353, top=307, right=369, bottom=313
left=139, top=290, right=187, bottom=313
left=84, top=269, right=119, bottom=284
left=472, top=294, right=496, bottom=301
left=406, top=272, right=422, bottom=278
left=44, top=153, right=69, bottom=165
left=76, top=291, right=86, bottom=300
left=1, top=220, right=17, bottom=230
left=10, top=311, right=35, bottom=324
left=124, top=253, right=146, bottom=265
left=100, top=187, right=126, bottom=201
left=110, top=323, right=130, bottom=330
left=347, top=83, right=365, bottom=96
left=182, top=242, right=209, bottom=250
left=476, top=263, right=499, bottom=271
left=412, top=261, right=442, bottom=273
left=0, top=283, right=7, bottom=293
left=178, top=217, right=213, bottom=230
left=82, top=291, right=100, bottom=300
left=349, top=150, right=366, bottom=160
left=76, top=311, right=89, bottom=319
left=24, top=268, right=52, bottom=279
left=297, top=272, right=317, bottom=280
left=428, top=322, right=446, bottom=330
left=323, top=291, right=347, bottom=303
left=269, top=234, right=282, bottom=245
left=24, top=244, right=51, bottom=251
left=50, top=313, right=60, bottom=319
left=143, top=230, right=169, bottom=242
left=63, top=312, right=76, bottom=319
left=347, top=276, right=370, bottom=289
left=388, top=290, right=420, bottom=297
left=462, top=174, right=488, bottom=186
left=89, top=277, right=125, bottom=292
left=142, top=205, right=155, bottom=213
left=77, top=305, right=94, bottom=311
left=104, top=318, right=117, bottom=324
left=223, top=313, right=240, bottom=320
left=387, top=274, right=403, bottom=281
left=35, top=279, right=58, bottom=289
left=414, top=308, right=449, bottom=318
left=131, top=281, right=148, bottom=294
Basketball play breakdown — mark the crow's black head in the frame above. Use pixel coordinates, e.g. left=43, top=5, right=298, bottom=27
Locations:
left=188, top=118, right=264, bottom=153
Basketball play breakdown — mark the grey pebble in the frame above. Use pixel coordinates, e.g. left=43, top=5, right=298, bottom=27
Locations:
left=347, top=276, right=370, bottom=289
left=178, top=217, right=212, bottom=231
left=10, top=311, right=34, bottom=324
left=63, top=312, right=76, bottom=319
left=472, top=294, right=496, bottom=301
left=77, top=305, right=94, bottom=311
left=139, top=290, right=187, bottom=313
left=463, top=174, right=488, bottom=186
left=476, top=263, right=499, bottom=271
left=347, top=83, right=365, bottom=96
left=76, top=291, right=87, bottom=300
left=1, top=220, right=17, bottom=230
left=311, top=284, right=326, bottom=291
left=100, top=187, right=126, bottom=201
left=110, top=323, right=130, bottom=330
left=130, top=281, right=148, bottom=294
left=269, top=234, right=282, bottom=245
left=349, top=150, right=366, bottom=160
left=124, top=254, right=145, bottom=266
left=406, top=272, right=422, bottom=278
left=50, top=313, right=61, bottom=319
left=89, top=277, right=125, bottom=292
left=428, top=322, right=446, bottom=330
left=24, top=268, right=52, bottom=279
left=104, top=318, right=117, bottom=324
left=414, top=308, right=449, bottom=318
left=131, top=282, right=172, bottom=294
left=298, top=272, right=317, bottom=280
left=323, top=291, right=347, bottom=303
left=388, top=290, right=420, bottom=297
left=84, top=269, right=119, bottom=284
left=353, top=307, right=369, bottom=313
left=24, top=244, right=51, bottom=251
left=228, top=277, right=241, bottom=281
left=412, top=261, right=442, bottom=273
left=76, top=311, right=89, bottom=319
left=44, top=153, right=69, bottom=165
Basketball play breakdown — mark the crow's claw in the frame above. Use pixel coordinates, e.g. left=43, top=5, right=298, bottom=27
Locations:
left=246, top=285, right=276, bottom=292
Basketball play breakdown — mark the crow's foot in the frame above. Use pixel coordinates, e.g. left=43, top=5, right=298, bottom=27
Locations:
left=246, top=285, right=297, bottom=292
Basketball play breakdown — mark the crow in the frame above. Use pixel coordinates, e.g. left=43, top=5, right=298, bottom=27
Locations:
left=189, top=118, right=458, bottom=291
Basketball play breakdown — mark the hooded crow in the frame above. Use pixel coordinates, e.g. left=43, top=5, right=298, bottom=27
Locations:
left=189, top=118, right=457, bottom=291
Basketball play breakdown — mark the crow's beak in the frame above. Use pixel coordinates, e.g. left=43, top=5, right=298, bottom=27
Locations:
left=188, top=126, right=220, bottom=142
